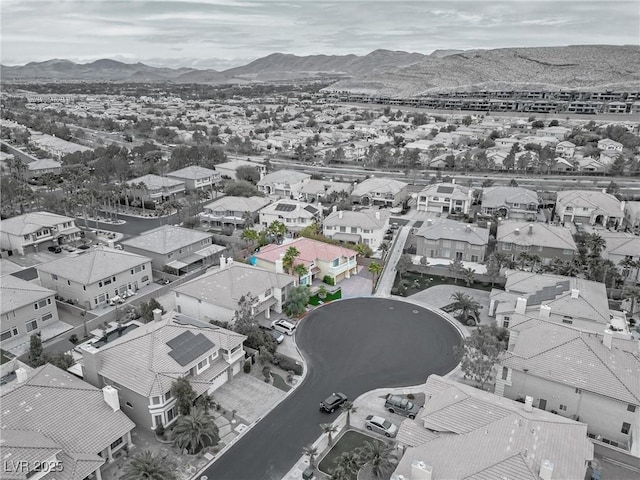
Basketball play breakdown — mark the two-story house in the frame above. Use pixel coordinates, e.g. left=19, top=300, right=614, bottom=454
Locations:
left=259, top=199, right=321, bottom=233
left=298, top=179, right=353, bottom=202
left=214, top=159, right=267, bottom=180
left=597, top=138, right=624, bottom=152
left=351, top=177, right=409, bottom=207
left=174, top=260, right=296, bottom=322
left=1, top=275, right=61, bottom=355
left=556, top=190, right=622, bottom=228
left=496, top=319, right=640, bottom=458
left=2, top=364, right=135, bottom=480
left=416, top=183, right=474, bottom=215
left=199, top=195, right=271, bottom=231
left=415, top=218, right=489, bottom=263
left=597, top=230, right=640, bottom=285
left=555, top=140, right=576, bottom=158
left=257, top=169, right=311, bottom=198
left=496, top=221, right=577, bottom=266
left=81, top=312, right=246, bottom=430
left=323, top=208, right=390, bottom=250
left=0, top=211, right=81, bottom=255
left=25, top=158, right=62, bottom=179
left=254, top=237, right=358, bottom=285
left=36, top=248, right=152, bottom=310
left=624, top=201, right=640, bottom=234
left=125, top=174, right=186, bottom=204
left=166, top=165, right=222, bottom=193
left=481, top=186, right=539, bottom=220
left=121, top=225, right=224, bottom=275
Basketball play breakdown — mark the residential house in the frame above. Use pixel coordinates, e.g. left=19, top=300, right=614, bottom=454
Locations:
left=254, top=237, right=358, bottom=285
left=496, top=319, right=640, bottom=457
left=174, top=260, right=295, bottom=322
left=0, top=275, right=61, bottom=355
left=120, top=225, right=224, bottom=275
left=494, top=137, right=520, bottom=150
left=538, top=125, right=571, bottom=140
left=556, top=190, right=622, bottom=228
left=125, top=174, right=185, bottom=203
left=577, top=157, right=607, bottom=173
left=259, top=199, right=321, bottom=233
left=166, top=165, right=222, bottom=192
left=598, top=138, right=624, bottom=152
left=481, top=186, right=539, bottom=220
left=323, top=207, right=390, bottom=250
left=29, top=132, right=93, bottom=160
left=298, top=179, right=353, bottom=202
left=36, top=248, right=152, bottom=310
left=489, top=270, right=614, bottom=334
left=199, top=195, right=271, bottom=230
left=496, top=221, right=577, bottom=266
left=416, top=182, right=474, bottom=215
left=1, top=364, right=135, bottom=480
left=555, top=140, right=576, bottom=158
left=257, top=169, right=311, bottom=198
left=25, top=158, right=62, bottom=178
left=81, top=313, right=246, bottom=430
left=551, top=157, right=575, bottom=172
left=391, top=375, right=593, bottom=480
left=214, top=159, right=266, bottom=180
left=598, top=230, right=640, bottom=284
left=415, top=218, right=489, bottom=263
left=0, top=211, right=81, bottom=255
left=624, top=201, right=640, bottom=233
left=351, top=177, right=408, bottom=207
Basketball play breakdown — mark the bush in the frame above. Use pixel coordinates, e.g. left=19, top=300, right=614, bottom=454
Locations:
left=155, top=423, right=165, bottom=438
left=273, top=354, right=303, bottom=375
left=69, top=334, right=78, bottom=344
left=243, top=360, right=252, bottom=373
left=323, top=275, right=335, bottom=286
left=407, top=393, right=415, bottom=400
left=262, top=365, right=272, bottom=381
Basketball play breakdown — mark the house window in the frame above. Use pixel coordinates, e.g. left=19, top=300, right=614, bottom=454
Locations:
left=165, top=391, right=172, bottom=402
left=332, top=259, right=339, bottom=267
left=166, top=406, right=177, bottom=423
left=0, top=330, right=13, bottom=341
left=501, top=367, right=508, bottom=380
left=26, top=319, right=38, bottom=332
left=41, top=313, right=53, bottom=322
left=154, top=415, right=163, bottom=428
left=502, top=243, right=512, bottom=251
left=559, top=404, right=567, bottom=411
left=111, top=437, right=124, bottom=450
left=471, top=255, right=479, bottom=262
left=562, top=318, right=573, bottom=325
left=566, top=207, right=573, bottom=212
left=562, top=249, right=574, bottom=255
left=265, top=288, right=272, bottom=297
left=142, top=276, right=149, bottom=282
left=628, top=404, right=637, bottom=413
left=152, top=396, right=161, bottom=405
left=575, top=388, right=582, bottom=394
left=622, top=422, right=631, bottom=435
left=502, top=316, right=510, bottom=328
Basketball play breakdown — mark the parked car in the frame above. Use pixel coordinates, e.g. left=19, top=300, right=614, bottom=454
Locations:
left=47, top=246, right=62, bottom=253
left=384, top=394, right=421, bottom=419
left=260, top=326, right=284, bottom=344
left=365, top=415, right=398, bottom=437
left=77, top=245, right=90, bottom=250
left=320, top=392, right=348, bottom=413
left=272, top=319, right=296, bottom=336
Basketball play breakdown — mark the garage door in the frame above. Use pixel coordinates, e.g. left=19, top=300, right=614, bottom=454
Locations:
left=232, top=362, right=241, bottom=375
left=207, top=370, right=228, bottom=394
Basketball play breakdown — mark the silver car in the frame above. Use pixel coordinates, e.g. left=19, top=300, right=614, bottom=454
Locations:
left=365, top=415, right=398, bottom=438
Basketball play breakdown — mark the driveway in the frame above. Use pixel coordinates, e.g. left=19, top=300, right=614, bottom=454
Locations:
left=201, top=297, right=462, bottom=480
left=409, top=285, right=492, bottom=325
left=213, top=373, right=284, bottom=424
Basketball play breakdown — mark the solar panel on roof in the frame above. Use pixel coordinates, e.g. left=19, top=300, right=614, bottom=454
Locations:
left=304, top=205, right=318, bottom=214
left=542, top=286, right=556, bottom=301
left=274, top=204, right=297, bottom=212
left=528, top=293, right=541, bottom=306
left=436, top=186, right=454, bottom=194
left=167, top=331, right=215, bottom=366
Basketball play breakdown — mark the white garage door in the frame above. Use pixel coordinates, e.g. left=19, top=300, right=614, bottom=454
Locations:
left=207, top=370, right=228, bottom=394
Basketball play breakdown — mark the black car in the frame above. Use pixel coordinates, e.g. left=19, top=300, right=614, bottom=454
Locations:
left=47, top=246, right=62, bottom=253
left=320, top=392, right=348, bottom=413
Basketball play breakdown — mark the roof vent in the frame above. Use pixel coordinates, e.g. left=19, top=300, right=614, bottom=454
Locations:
left=524, top=395, right=534, bottom=412
left=16, top=368, right=28, bottom=384
left=571, top=289, right=579, bottom=299
left=411, top=460, right=433, bottom=480
left=528, top=224, right=534, bottom=234
left=514, top=228, right=520, bottom=235
left=539, top=459, right=554, bottom=480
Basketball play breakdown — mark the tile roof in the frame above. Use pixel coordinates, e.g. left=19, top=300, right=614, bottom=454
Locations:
left=203, top=195, right=271, bottom=213
left=324, top=208, right=390, bottom=229
left=598, top=231, right=640, bottom=258
left=415, top=217, right=489, bottom=246
left=418, top=182, right=472, bottom=200
left=167, top=165, right=219, bottom=180
left=92, top=315, right=245, bottom=397
left=255, top=237, right=357, bottom=267
left=501, top=318, right=640, bottom=404
left=36, top=248, right=151, bottom=285
left=1, top=274, right=55, bottom=313
left=482, top=186, right=538, bottom=208
left=121, top=225, right=213, bottom=254
left=556, top=190, right=621, bottom=216
left=126, top=174, right=184, bottom=190
left=351, top=177, right=408, bottom=197
left=298, top=179, right=352, bottom=196
left=0, top=364, right=134, bottom=480
left=1, top=211, right=75, bottom=236
left=257, top=169, right=310, bottom=186
left=259, top=200, right=318, bottom=219
left=393, top=375, right=592, bottom=480
left=497, top=221, right=576, bottom=251
left=174, top=263, right=295, bottom=311
left=27, top=159, right=62, bottom=171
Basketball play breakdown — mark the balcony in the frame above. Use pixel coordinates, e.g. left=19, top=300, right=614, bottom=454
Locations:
left=223, top=348, right=245, bottom=364
left=328, top=258, right=357, bottom=275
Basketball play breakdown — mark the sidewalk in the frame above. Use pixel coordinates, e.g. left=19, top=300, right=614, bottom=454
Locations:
left=375, top=221, right=415, bottom=297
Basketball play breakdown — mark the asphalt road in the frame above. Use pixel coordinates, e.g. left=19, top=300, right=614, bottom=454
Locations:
left=76, top=211, right=180, bottom=238
left=203, top=297, right=462, bottom=480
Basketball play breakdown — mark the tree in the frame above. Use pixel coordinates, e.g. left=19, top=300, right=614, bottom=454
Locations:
left=454, top=324, right=509, bottom=389
left=449, top=291, right=481, bottom=325
left=358, top=440, right=398, bottom=479
left=302, top=444, right=318, bottom=469
left=224, top=180, right=261, bottom=197
left=368, top=262, right=383, bottom=291
left=28, top=333, right=45, bottom=367
left=236, top=165, right=261, bottom=184
left=196, top=393, right=216, bottom=415
left=586, top=232, right=606, bottom=258
left=396, top=254, right=412, bottom=280
left=121, top=450, right=177, bottom=480
left=268, top=220, right=287, bottom=244
left=292, top=263, right=308, bottom=282
left=140, top=298, right=165, bottom=323
left=282, top=246, right=300, bottom=274
left=285, top=285, right=311, bottom=317
left=448, top=257, right=464, bottom=284
left=332, top=450, right=362, bottom=479
left=241, top=228, right=259, bottom=249
left=233, top=293, right=258, bottom=331
left=320, top=422, right=338, bottom=446
left=353, top=243, right=373, bottom=258
left=462, top=267, right=476, bottom=287
left=623, top=286, right=640, bottom=316
left=462, top=115, right=473, bottom=127
left=172, top=407, right=219, bottom=454
left=171, top=378, right=196, bottom=416
left=341, top=401, right=357, bottom=427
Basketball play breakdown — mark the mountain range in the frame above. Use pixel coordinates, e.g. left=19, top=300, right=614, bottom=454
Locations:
left=2, top=45, right=639, bottom=95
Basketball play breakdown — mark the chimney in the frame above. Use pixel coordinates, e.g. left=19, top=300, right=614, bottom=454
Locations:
left=411, top=460, right=433, bottom=480
left=524, top=395, right=534, bottom=412
left=451, top=178, right=456, bottom=184
left=153, top=308, right=163, bottom=322
left=227, top=258, right=233, bottom=267
left=539, top=460, right=554, bottom=480
left=539, top=305, right=551, bottom=319
left=515, top=297, right=528, bottom=315
left=339, top=211, right=343, bottom=219
left=15, top=367, right=28, bottom=383
left=570, top=289, right=579, bottom=299
left=375, top=211, right=380, bottom=220
left=80, top=344, right=101, bottom=387
left=514, top=228, right=520, bottom=235
left=275, top=252, right=284, bottom=274
left=528, top=224, right=534, bottom=235
left=427, top=219, right=433, bottom=226
left=220, top=255, right=226, bottom=268
left=603, top=329, right=613, bottom=349
left=103, top=385, right=120, bottom=411
left=332, top=205, right=338, bottom=213
left=465, top=224, right=472, bottom=232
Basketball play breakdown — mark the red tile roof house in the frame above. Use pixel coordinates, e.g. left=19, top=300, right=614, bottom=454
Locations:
left=254, top=238, right=358, bottom=286
left=1, top=364, right=135, bottom=480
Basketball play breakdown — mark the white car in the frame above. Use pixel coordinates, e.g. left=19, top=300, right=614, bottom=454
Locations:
left=365, top=415, right=398, bottom=438
left=272, top=319, right=296, bottom=336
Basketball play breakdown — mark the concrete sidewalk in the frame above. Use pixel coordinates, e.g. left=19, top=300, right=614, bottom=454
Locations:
left=375, top=221, right=415, bottom=297
left=408, top=284, right=493, bottom=326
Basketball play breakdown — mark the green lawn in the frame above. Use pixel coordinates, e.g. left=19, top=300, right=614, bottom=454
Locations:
left=308, top=289, right=342, bottom=306
left=393, top=271, right=494, bottom=297
left=318, top=430, right=380, bottom=478
left=270, top=372, right=292, bottom=392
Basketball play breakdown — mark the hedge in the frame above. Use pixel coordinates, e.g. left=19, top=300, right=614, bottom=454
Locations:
left=273, top=353, right=303, bottom=376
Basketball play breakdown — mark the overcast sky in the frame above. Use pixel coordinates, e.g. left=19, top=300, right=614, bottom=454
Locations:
left=2, top=0, right=639, bottom=70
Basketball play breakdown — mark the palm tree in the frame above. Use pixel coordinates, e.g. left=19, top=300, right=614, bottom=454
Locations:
left=623, top=286, right=640, bottom=317
left=357, top=440, right=398, bottom=479
left=341, top=401, right=357, bottom=427
left=241, top=210, right=255, bottom=228
left=241, top=228, right=259, bottom=249
left=268, top=220, right=287, bottom=243
left=586, top=232, right=606, bottom=257
left=121, top=450, right=177, bottom=480
left=368, top=262, right=383, bottom=291
left=333, top=451, right=362, bottom=479
left=302, top=444, right=318, bottom=469
left=293, top=263, right=308, bottom=283
left=320, top=422, right=338, bottom=446
left=282, top=246, right=300, bottom=273
left=196, top=393, right=215, bottom=415
left=448, top=258, right=464, bottom=284
left=462, top=267, right=475, bottom=287
left=172, top=407, right=219, bottom=454
left=450, top=291, right=481, bottom=324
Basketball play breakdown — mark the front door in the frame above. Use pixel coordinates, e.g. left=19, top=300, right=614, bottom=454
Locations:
left=538, top=398, right=547, bottom=411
